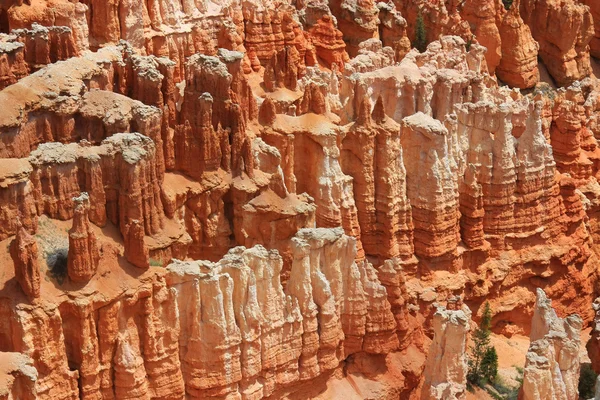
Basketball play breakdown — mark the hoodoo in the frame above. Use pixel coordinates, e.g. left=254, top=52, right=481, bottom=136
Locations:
left=67, top=193, right=100, bottom=282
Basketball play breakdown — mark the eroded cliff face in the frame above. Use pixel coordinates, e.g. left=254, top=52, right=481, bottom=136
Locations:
left=0, top=352, right=37, bottom=400
left=521, top=0, right=594, bottom=86
left=1, top=0, right=600, bottom=399
left=521, top=289, right=582, bottom=400
left=496, top=0, right=539, bottom=89
left=421, top=300, right=470, bottom=400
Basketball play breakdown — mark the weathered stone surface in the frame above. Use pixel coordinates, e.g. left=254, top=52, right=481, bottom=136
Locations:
left=0, top=158, right=37, bottom=241
left=0, top=36, right=27, bottom=89
left=67, top=193, right=100, bottom=282
left=341, top=95, right=414, bottom=263
left=497, top=0, right=540, bottom=89
left=580, top=0, right=600, bottom=58
left=2, top=1, right=600, bottom=398
left=308, top=15, right=350, bottom=70
left=377, top=2, right=411, bottom=62
left=6, top=0, right=89, bottom=54
left=28, top=133, right=165, bottom=238
left=460, top=0, right=503, bottom=74
left=401, top=112, right=460, bottom=261
left=421, top=302, right=470, bottom=400
left=0, top=352, right=37, bottom=400
left=521, top=0, right=594, bottom=86
left=587, top=297, right=600, bottom=374
left=520, top=289, right=582, bottom=400
left=10, top=221, right=41, bottom=299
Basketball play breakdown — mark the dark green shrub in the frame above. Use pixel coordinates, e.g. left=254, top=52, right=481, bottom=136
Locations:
left=47, top=247, right=68, bottom=284
left=579, top=363, right=597, bottom=399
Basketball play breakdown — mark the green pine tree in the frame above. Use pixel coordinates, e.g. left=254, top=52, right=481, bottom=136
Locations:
left=414, top=11, right=427, bottom=52
left=468, top=302, right=495, bottom=386
left=480, top=347, right=498, bottom=384
left=502, top=0, right=514, bottom=10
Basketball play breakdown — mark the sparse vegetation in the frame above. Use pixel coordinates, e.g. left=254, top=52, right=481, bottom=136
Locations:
left=503, top=0, right=514, bottom=10
left=532, top=82, right=557, bottom=100
left=466, top=36, right=473, bottom=52
left=414, top=11, right=427, bottom=52
left=149, top=258, right=163, bottom=267
left=46, top=247, right=68, bottom=284
left=578, top=363, right=597, bottom=400
left=490, top=368, right=523, bottom=400
left=468, top=302, right=499, bottom=387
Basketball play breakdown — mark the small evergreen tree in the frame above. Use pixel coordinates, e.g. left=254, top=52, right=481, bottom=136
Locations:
left=502, top=0, right=514, bottom=10
left=414, top=11, right=427, bottom=52
left=480, top=347, right=498, bottom=384
left=468, top=302, right=498, bottom=386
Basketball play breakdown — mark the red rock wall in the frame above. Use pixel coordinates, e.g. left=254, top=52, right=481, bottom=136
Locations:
left=521, top=0, right=594, bottom=86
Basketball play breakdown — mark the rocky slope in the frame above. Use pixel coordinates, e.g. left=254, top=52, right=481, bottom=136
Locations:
left=1, top=0, right=600, bottom=399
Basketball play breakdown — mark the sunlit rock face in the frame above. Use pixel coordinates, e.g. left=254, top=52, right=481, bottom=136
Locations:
left=421, top=301, right=470, bottom=400
left=520, top=289, right=582, bottom=400
left=1, top=0, right=600, bottom=399
left=521, top=0, right=594, bottom=86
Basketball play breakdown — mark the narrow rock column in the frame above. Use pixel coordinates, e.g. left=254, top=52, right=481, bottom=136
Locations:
left=258, top=97, right=277, bottom=126
left=421, top=301, right=470, bottom=400
left=496, top=0, right=539, bottom=89
left=520, top=289, right=582, bottom=400
left=401, top=112, right=460, bottom=261
left=67, top=193, right=100, bottom=282
left=124, top=219, right=150, bottom=269
left=10, top=220, right=41, bottom=299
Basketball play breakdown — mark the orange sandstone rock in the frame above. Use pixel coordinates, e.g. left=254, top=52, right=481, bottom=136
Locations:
left=377, top=2, right=412, bottom=62
left=334, top=0, right=380, bottom=57
left=460, top=0, right=503, bottom=74
left=2, top=4, right=600, bottom=397
left=124, top=219, right=150, bottom=269
left=308, top=15, right=350, bottom=70
left=268, top=111, right=365, bottom=260
left=421, top=303, right=470, bottom=400
left=520, top=289, right=582, bottom=400
left=521, top=0, right=594, bottom=86
left=580, top=0, right=600, bottom=58
left=0, top=158, right=37, bottom=241
left=551, top=82, right=600, bottom=184
left=341, top=95, right=414, bottom=262
left=0, top=352, right=37, bottom=400
left=67, top=193, right=100, bottom=282
left=10, top=221, right=41, bottom=299
left=401, top=112, right=460, bottom=261
left=13, top=24, right=79, bottom=68
left=13, top=303, right=80, bottom=399
left=496, top=0, right=540, bottom=88
left=6, top=0, right=89, bottom=54
left=397, top=0, right=472, bottom=48
left=0, top=37, right=27, bottom=89
left=587, top=296, right=600, bottom=374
